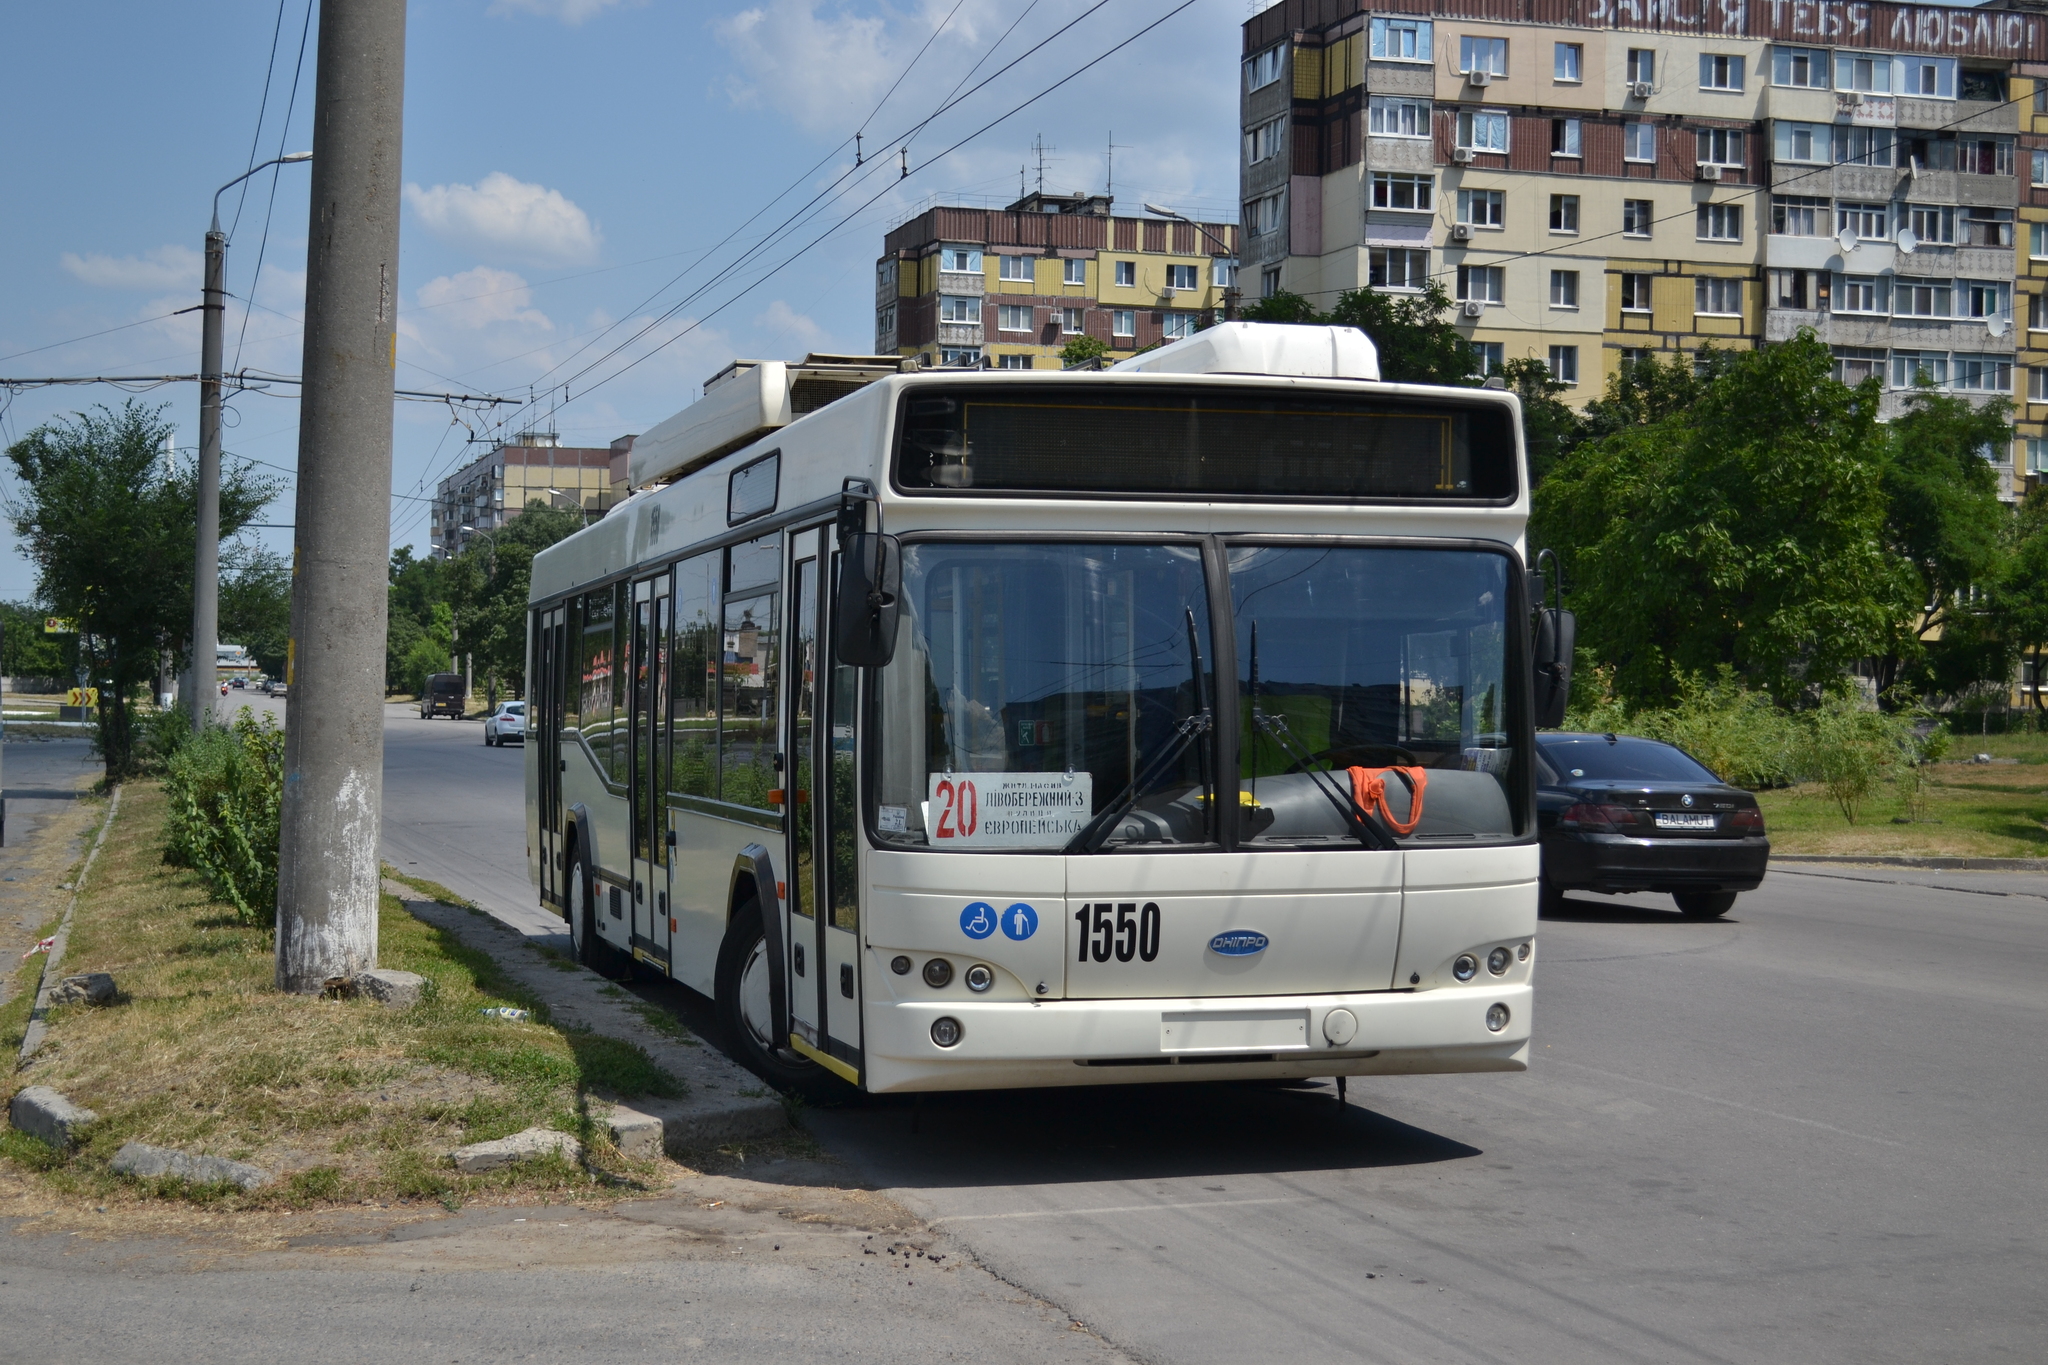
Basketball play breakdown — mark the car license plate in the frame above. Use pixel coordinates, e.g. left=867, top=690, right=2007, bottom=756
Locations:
left=1654, top=812, right=1716, bottom=830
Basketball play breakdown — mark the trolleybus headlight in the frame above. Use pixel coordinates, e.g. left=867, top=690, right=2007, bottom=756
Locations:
left=1453, top=954, right=1478, bottom=981
left=891, top=955, right=913, bottom=976
left=930, top=1016, right=963, bottom=1048
left=1487, top=946, right=1512, bottom=975
left=964, top=964, right=994, bottom=992
left=922, top=958, right=954, bottom=988
left=1485, top=1003, right=1511, bottom=1033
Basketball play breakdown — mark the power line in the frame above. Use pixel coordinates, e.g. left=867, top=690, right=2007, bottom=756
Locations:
left=226, top=0, right=293, bottom=242
left=232, top=0, right=316, bottom=372
left=0, top=312, right=187, bottom=365
left=0, top=371, right=514, bottom=405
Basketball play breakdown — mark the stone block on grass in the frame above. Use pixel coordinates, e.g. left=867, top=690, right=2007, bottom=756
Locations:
left=47, top=972, right=117, bottom=1006
left=9, top=1086, right=98, bottom=1148
left=354, top=969, right=426, bottom=1009
left=604, top=1102, right=664, bottom=1160
left=449, top=1126, right=582, bottom=1173
left=110, top=1141, right=272, bottom=1191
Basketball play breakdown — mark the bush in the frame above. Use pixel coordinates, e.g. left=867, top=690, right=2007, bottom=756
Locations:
left=132, top=704, right=193, bottom=774
left=1561, top=665, right=1800, bottom=789
left=1792, top=694, right=1910, bottom=824
left=162, top=707, right=285, bottom=921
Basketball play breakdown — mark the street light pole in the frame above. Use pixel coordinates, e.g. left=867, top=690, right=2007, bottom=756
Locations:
left=188, top=152, right=312, bottom=730
left=1142, top=203, right=1242, bottom=320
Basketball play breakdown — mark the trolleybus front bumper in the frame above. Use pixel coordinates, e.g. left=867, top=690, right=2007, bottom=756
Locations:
left=860, top=983, right=1532, bottom=1094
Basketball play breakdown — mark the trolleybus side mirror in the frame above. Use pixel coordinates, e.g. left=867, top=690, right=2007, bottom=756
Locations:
left=1532, top=607, right=1576, bottom=730
left=834, top=532, right=901, bottom=668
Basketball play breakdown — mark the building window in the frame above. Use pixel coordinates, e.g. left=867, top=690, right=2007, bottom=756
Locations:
left=2033, top=149, right=2048, bottom=188
left=1835, top=275, right=1887, bottom=314
left=1167, top=264, right=1199, bottom=292
left=876, top=303, right=896, bottom=336
left=1212, top=259, right=1238, bottom=288
left=1623, top=199, right=1654, bottom=237
left=1700, top=54, right=1744, bottom=91
left=1162, top=313, right=1198, bottom=341
left=1368, top=97, right=1430, bottom=138
left=1959, top=137, right=2014, bottom=176
left=1696, top=203, right=1742, bottom=241
left=1962, top=206, right=2014, bottom=248
left=1697, top=128, right=1744, bottom=166
left=1260, top=267, right=1281, bottom=299
left=1962, top=281, right=2010, bottom=320
left=1833, top=126, right=1895, bottom=166
left=1550, top=270, right=1580, bottom=309
left=1898, top=56, right=1956, bottom=99
left=1960, top=68, right=2003, bottom=101
left=1372, top=173, right=1434, bottom=211
left=1457, top=188, right=1505, bottom=227
left=1370, top=248, right=1429, bottom=290
left=1835, top=53, right=1891, bottom=93
left=1063, top=258, right=1086, bottom=285
left=1620, top=272, right=1654, bottom=312
left=1953, top=355, right=2012, bottom=392
left=1833, top=347, right=1885, bottom=385
left=996, top=354, right=1032, bottom=370
left=1695, top=276, right=1743, bottom=316
left=1836, top=202, right=1889, bottom=241
left=1369, top=17, right=1431, bottom=62
left=1456, top=264, right=1504, bottom=304
left=1624, top=122, right=1655, bottom=163
left=1243, top=191, right=1284, bottom=236
left=1115, top=260, right=1136, bottom=287
left=1774, top=122, right=1827, bottom=164
left=1626, top=48, right=1655, bottom=85
left=1112, top=309, right=1136, bottom=337
left=1456, top=108, right=1510, bottom=153
left=1548, top=345, right=1579, bottom=384
left=2033, top=225, right=2048, bottom=261
left=877, top=260, right=897, bottom=288
left=1244, top=45, right=1284, bottom=92
left=2033, top=294, right=2048, bottom=332
left=1060, top=307, right=1084, bottom=335
left=1772, top=196, right=1826, bottom=236
left=1471, top=341, right=1504, bottom=377
left=1460, top=36, right=1508, bottom=76
left=940, top=348, right=982, bottom=367
left=1555, top=43, right=1582, bottom=82
left=1549, top=195, right=1580, bottom=233
left=1552, top=118, right=1582, bottom=157
left=1892, top=351, right=1948, bottom=388
left=2033, top=368, right=2048, bottom=403
left=939, top=246, right=981, bottom=273
left=1772, top=46, right=1830, bottom=88
left=1894, top=278, right=1952, bottom=319
left=1773, top=268, right=1819, bottom=309
left=938, top=295, right=981, bottom=323
left=997, top=304, right=1033, bottom=332
left=1908, top=204, right=1955, bottom=245
left=2030, top=438, right=2048, bottom=474
left=999, top=255, right=1033, bottom=282
left=1245, top=116, right=1285, bottom=164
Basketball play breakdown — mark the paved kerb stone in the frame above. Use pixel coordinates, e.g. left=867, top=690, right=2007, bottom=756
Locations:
left=8, top=1086, right=98, bottom=1148
left=47, top=972, right=116, bottom=1006
left=604, top=1101, right=665, bottom=1159
left=449, top=1126, right=582, bottom=1173
left=109, top=1141, right=272, bottom=1191
left=354, top=968, right=425, bottom=1009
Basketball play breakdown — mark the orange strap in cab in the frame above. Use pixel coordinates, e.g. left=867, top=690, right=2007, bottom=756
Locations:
left=1347, top=765, right=1429, bottom=836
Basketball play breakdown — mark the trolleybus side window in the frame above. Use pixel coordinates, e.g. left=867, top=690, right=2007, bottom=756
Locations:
left=790, top=555, right=818, bottom=919
left=670, top=551, right=719, bottom=799
left=720, top=533, right=782, bottom=811
left=561, top=596, right=582, bottom=736
left=579, top=586, right=618, bottom=782
left=827, top=556, right=860, bottom=930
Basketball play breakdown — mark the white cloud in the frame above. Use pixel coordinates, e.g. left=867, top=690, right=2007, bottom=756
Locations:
left=414, top=267, right=553, bottom=332
left=753, top=299, right=828, bottom=354
left=486, top=0, right=636, bottom=22
left=403, top=173, right=601, bottom=265
left=60, top=244, right=202, bottom=291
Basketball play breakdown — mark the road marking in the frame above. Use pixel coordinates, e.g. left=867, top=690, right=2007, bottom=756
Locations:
left=933, top=1196, right=1307, bottom=1223
left=1547, top=1058, right=1902, bottom=1147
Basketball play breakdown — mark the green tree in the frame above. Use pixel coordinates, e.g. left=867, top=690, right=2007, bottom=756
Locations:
left=0, top=602, right=72, bottom=679
left=1533, top=331, right=1898, bottom=707
left=218, top=542, right=292, bottom=678
left=1240, top=283, right=1478, bottom=387
left=1498, top=357, right=1582, bottom=486
left=1992, top=486, right=2048, bottom=715
left=450, top=500, right=587, bottom=702
left=1577, top=350, right=1708, bottom=445
left=1059, top=334, right=1110, bottom=367
left=387, top=545, right=453, bottom=694
left=5, top=402, right=276, bottom=774
left=1237, top=289, right=1322, bottom=324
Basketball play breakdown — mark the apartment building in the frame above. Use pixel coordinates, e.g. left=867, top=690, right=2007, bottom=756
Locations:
left=877, top=192, right=1239, bottom=368
left=429, top=433, right=631, bottom=558
left=1244, top=0, right=2046, bottom=481
left=2020, top=65, right=2048, bottom=490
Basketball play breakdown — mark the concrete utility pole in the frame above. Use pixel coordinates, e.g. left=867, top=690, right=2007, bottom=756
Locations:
left=275, top=0, right=406, bottom=994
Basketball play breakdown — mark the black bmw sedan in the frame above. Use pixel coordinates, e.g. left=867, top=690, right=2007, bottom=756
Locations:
left=1535, top=732, right=1770, bottom=919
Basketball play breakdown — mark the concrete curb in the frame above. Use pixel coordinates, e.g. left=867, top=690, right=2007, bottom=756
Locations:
left=16, top=783, right=122, bottom=1071
left=1773, top=853, right=2048, bottom=872
left=381, top=880, right=787, bottom=1154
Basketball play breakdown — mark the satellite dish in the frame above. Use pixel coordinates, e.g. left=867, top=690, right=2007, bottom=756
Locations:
left=1989, top=314, right=2010, bottom=338
left=1896, top=228, right=1918, bottom=254
left=1836, top=227, right=1860, bottom=256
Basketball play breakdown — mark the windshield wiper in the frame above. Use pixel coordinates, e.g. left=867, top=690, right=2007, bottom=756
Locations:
left=1064, top=608, right=1213, bottom=855
left=1245, top=619, right=1396, bottom=852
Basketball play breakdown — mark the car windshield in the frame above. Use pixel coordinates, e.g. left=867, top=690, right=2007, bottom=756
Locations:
left=1540, top=735, right=1719, bottom=783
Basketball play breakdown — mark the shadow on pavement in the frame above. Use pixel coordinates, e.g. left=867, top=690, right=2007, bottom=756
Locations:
left=1541, top=893, right=1738, bottom=926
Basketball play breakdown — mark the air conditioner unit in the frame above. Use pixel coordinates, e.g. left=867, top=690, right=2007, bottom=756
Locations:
left=1460, top=299, right=1487, bottom=318
left=1629, top=80, right=1654, bottom=99
left=1468, top=69, right=1493, bottom=86
left=1452, top=146, right=1476, bottom=164
left=1697, top=163, right=1723, bottom=181
left=1450, top=222, right=1475, bottom=242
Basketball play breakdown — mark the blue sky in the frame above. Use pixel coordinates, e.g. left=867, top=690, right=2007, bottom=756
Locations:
left=0, top=0, right=1246, bottom=595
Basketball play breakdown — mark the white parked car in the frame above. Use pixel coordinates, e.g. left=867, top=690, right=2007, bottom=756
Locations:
left=483, top=700, right=526, bottom=746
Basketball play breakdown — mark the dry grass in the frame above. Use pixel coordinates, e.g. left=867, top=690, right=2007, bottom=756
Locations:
left=1, top=779, right=681, bottom=1212
left=1757, top=757, right=2048, bottom=858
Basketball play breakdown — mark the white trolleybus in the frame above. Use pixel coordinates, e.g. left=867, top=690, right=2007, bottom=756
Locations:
left=524, top=323, right=1574, bottom=1096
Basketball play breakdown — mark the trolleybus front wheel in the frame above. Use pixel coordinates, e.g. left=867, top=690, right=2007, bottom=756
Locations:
left=567, top=844, right=626, bottom=977
left=715, top=898, right=848, bottom=1100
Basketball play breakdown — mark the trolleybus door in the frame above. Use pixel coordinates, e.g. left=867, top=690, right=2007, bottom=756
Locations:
left=535, top=605, right=566, bottom=909
left=627, top=576, right=672, bottom=973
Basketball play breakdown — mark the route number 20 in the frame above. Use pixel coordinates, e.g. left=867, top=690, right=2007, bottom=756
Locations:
left=1073, top=902, right=1161, bottom=963
left=932, top=778, right=979, bottom=840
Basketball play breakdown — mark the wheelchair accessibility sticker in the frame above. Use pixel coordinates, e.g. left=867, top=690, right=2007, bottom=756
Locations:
left=959, top=902, right=998, bottom=940
left=960, top=901, right=1038, bottom=941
